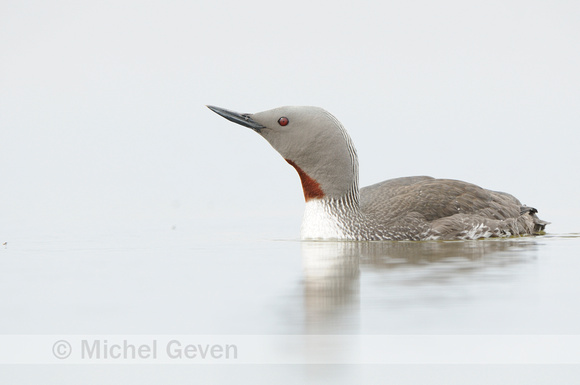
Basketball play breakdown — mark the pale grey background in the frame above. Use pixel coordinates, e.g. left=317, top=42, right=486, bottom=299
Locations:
left=1, top=0, right=578, bottom=237
left=1, top=1, right=580, bottom=384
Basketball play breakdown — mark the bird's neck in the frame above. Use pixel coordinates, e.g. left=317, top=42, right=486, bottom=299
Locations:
left=285, top=159, right=326, bottom=201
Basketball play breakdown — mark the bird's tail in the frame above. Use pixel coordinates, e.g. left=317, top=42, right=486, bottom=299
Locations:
left=520, top=206, right=550, bottom=233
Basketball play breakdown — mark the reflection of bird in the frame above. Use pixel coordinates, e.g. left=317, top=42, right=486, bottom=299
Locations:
left=301, top=242, right=360, bottom=334
left=208, top=105, right=549, bottom=240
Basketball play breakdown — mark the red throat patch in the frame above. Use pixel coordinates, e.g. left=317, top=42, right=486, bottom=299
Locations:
left=285, top=159, right=325, bottom=201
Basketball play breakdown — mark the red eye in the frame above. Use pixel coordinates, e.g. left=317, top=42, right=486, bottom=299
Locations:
left=278, top=117, right=289, bottom=126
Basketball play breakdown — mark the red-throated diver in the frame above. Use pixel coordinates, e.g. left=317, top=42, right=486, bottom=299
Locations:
left=207, top=105, right=549, bottom=241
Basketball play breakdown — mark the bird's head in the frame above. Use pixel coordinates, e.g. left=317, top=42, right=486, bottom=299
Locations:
left=207, top=105, right=359, bottom=201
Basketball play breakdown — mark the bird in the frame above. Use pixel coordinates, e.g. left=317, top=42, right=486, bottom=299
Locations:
left=207, top=105, right=549, bottom=241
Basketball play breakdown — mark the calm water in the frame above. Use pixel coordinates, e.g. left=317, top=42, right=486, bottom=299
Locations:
left=2, top=218, right=580, bottom=383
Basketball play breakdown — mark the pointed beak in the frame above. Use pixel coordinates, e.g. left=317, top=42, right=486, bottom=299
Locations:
left=206, top=105, right=265, bottom=133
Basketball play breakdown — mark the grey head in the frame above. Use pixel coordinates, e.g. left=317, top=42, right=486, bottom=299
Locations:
left=207, top=105, right=359, bottom=201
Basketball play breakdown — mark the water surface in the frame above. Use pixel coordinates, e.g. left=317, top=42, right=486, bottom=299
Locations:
left=1, top=220, right=579, bottom=383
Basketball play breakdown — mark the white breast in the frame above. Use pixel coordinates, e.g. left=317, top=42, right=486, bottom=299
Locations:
left=301, top=200, right=349, bottom=240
